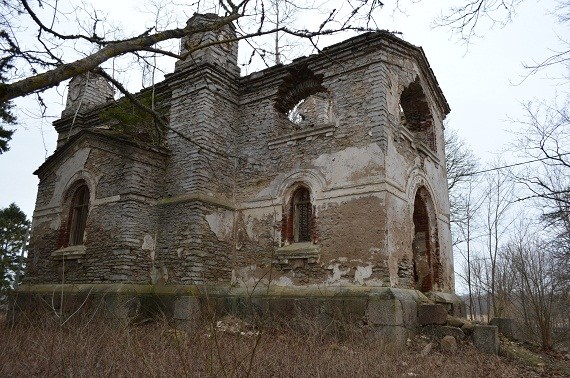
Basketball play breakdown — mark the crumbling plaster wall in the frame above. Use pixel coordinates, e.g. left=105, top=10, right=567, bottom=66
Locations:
left=154, top=200, right=233, bottom=284
left=230, top=41, right=451, bottom=290
left=27, top=136, right=167, bottom=284
left=382, top=63, right=452, bottom=291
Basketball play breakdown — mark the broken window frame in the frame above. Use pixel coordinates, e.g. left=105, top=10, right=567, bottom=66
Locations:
left=399, top=78, right=437, bottom=151
left=275, top=65, right=331, bottom=128
left=68, top=184, right=90, bottom=246
left=282, top=185, right=314, bottom=245
left=293, top=187, right=312, bottom=243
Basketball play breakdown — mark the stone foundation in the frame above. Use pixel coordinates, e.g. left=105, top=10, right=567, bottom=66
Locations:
left=10, top=284, right=462, bottom=347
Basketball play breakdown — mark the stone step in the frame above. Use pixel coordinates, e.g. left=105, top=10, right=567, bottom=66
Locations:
left=417, top=303, right=447, bottom=325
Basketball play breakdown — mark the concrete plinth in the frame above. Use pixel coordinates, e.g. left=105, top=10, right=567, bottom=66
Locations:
left=490, top=317, right=517, bottom=340
left=473, top=325, right=499, bottom=355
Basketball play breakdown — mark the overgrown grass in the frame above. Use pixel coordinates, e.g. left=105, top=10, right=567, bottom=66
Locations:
left=2, top=310, right=554, bottom=378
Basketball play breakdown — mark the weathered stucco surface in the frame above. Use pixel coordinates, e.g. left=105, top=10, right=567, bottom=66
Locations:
left=25, top=14, right=454, bottom=296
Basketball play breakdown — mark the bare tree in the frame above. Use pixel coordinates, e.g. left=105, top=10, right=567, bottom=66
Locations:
left=0, top=0, right=384, bottom=101
left=266, top=0, right=302, bottom=65
left=444, top=127, right=485, bottom=319
left=481, top=164, right=515, bottom=319
left=466, top=255, right=488, bottom=321
left=454, top=181, right=486, bottom=320
left=0, top=0, right=384, bottom=149
left=433, top=0, right=525, bottom=43
left=445, top=127, right=479, bottom=225
left=500, top=224, right=569, bottom=348
left=514, top=99, right=570, bottom=229
left=393, top=0, right=570, bottom=76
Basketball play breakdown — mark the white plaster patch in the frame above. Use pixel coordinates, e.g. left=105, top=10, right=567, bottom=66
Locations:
left=142, top=234, right=155, bottom=251
left=245, top=216, right=256, bottom=241
left=313, top=144, right=384, bottom=187
left=255, top=173, right=285, bottom=199
left=241, top=277, right=267, bottom=287
left=177, top=247, right=184, bottom=258
left=49, top=215, right=61, bottom=230
left=385, top=141, right=408, bottom=189
left=150, top=265, right=168, bottom=284
left=326, top=263, right=351, bottom=284
left=242, top=207, right=281, bottom=243
left=354, top=264, right=373, bottom=285
left=50, top=148, right=91, bottom=207
left=205, top=209, right=234, bottom=242
left=237, top=265, right=256, bottom=282
left=389, top=252, right=399, bottom=287
left=362, top=278, right=384, bottom=287
left=273, top=275, right=294, bottom=286
left=369, top=247, right=381, bottom=255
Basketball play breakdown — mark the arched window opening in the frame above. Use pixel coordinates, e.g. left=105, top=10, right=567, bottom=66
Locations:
left=282, top=185, right=314, bottom=245
left=275, top=65, right=330, bottom=127
left=287, top=93, right=331, bottom=126
left=68, top=184, right=90, bottom=246
left=288, top=99, right=306, bottom=124
left=412, top=188, right=436, bottom=292
left=400, top=77, right=436, bottom=150
left=293, top=187, right=312, bottom=242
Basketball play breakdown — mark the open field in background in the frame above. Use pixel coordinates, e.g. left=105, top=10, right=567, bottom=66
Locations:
left=1, top=312, right=568, bottom=378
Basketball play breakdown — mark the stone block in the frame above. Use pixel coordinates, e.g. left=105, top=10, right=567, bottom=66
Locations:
left=421, top=342, right=433, bottom=357
left=104, top=295, right=141, bottom=320
left=440, top=325, right=465, bottom=340
left=461, top=321, right=474, bottom=335
left=426, top=292, right=466, bottom=317
left=489, top=317, right=517, bottom=340
left=401, top=300, right=418, bottom=328
left=340, top=298, right=368, bottom=320
left=422, top=325, right=465, bottom=341
left=417, top=304, right=447, bottom=325
left=447, top=316, right=467, bottom=328
left=473, top=325, right=499, bottom=355
left=441, top=335, right=458, bottom=354
left=368, top=299, right=403, bottom=326
left=367, top=326, right=408, bottom=349
left=173, top=296, right=201, bottom=320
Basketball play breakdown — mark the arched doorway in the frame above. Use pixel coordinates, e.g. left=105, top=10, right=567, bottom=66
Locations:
left=412, top=187, right=438, bottom=292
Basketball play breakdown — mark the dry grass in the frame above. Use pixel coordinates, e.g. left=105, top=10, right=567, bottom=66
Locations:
left=0, top=312, right=565, bottom=378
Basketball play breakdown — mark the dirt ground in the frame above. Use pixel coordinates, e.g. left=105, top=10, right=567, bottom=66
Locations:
left=0, top=313, right=568, bottom=377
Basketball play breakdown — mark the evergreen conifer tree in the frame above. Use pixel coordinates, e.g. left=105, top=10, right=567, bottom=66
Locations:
left=0, top=203, right=29, bottom=302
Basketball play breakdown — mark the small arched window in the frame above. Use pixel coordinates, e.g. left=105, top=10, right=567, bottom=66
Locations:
left=68, top=184, right=90, bottom=246
left=293, top=187, right=312, bottom=242
left=400, top=77, right=436, bottom=150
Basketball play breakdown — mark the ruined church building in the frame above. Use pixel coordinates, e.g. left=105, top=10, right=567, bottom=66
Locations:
left=21, top=14, right=462, bottom=325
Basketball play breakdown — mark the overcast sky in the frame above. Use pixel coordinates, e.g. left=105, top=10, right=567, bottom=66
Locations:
left=0, top=0, right=567, bottom=219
